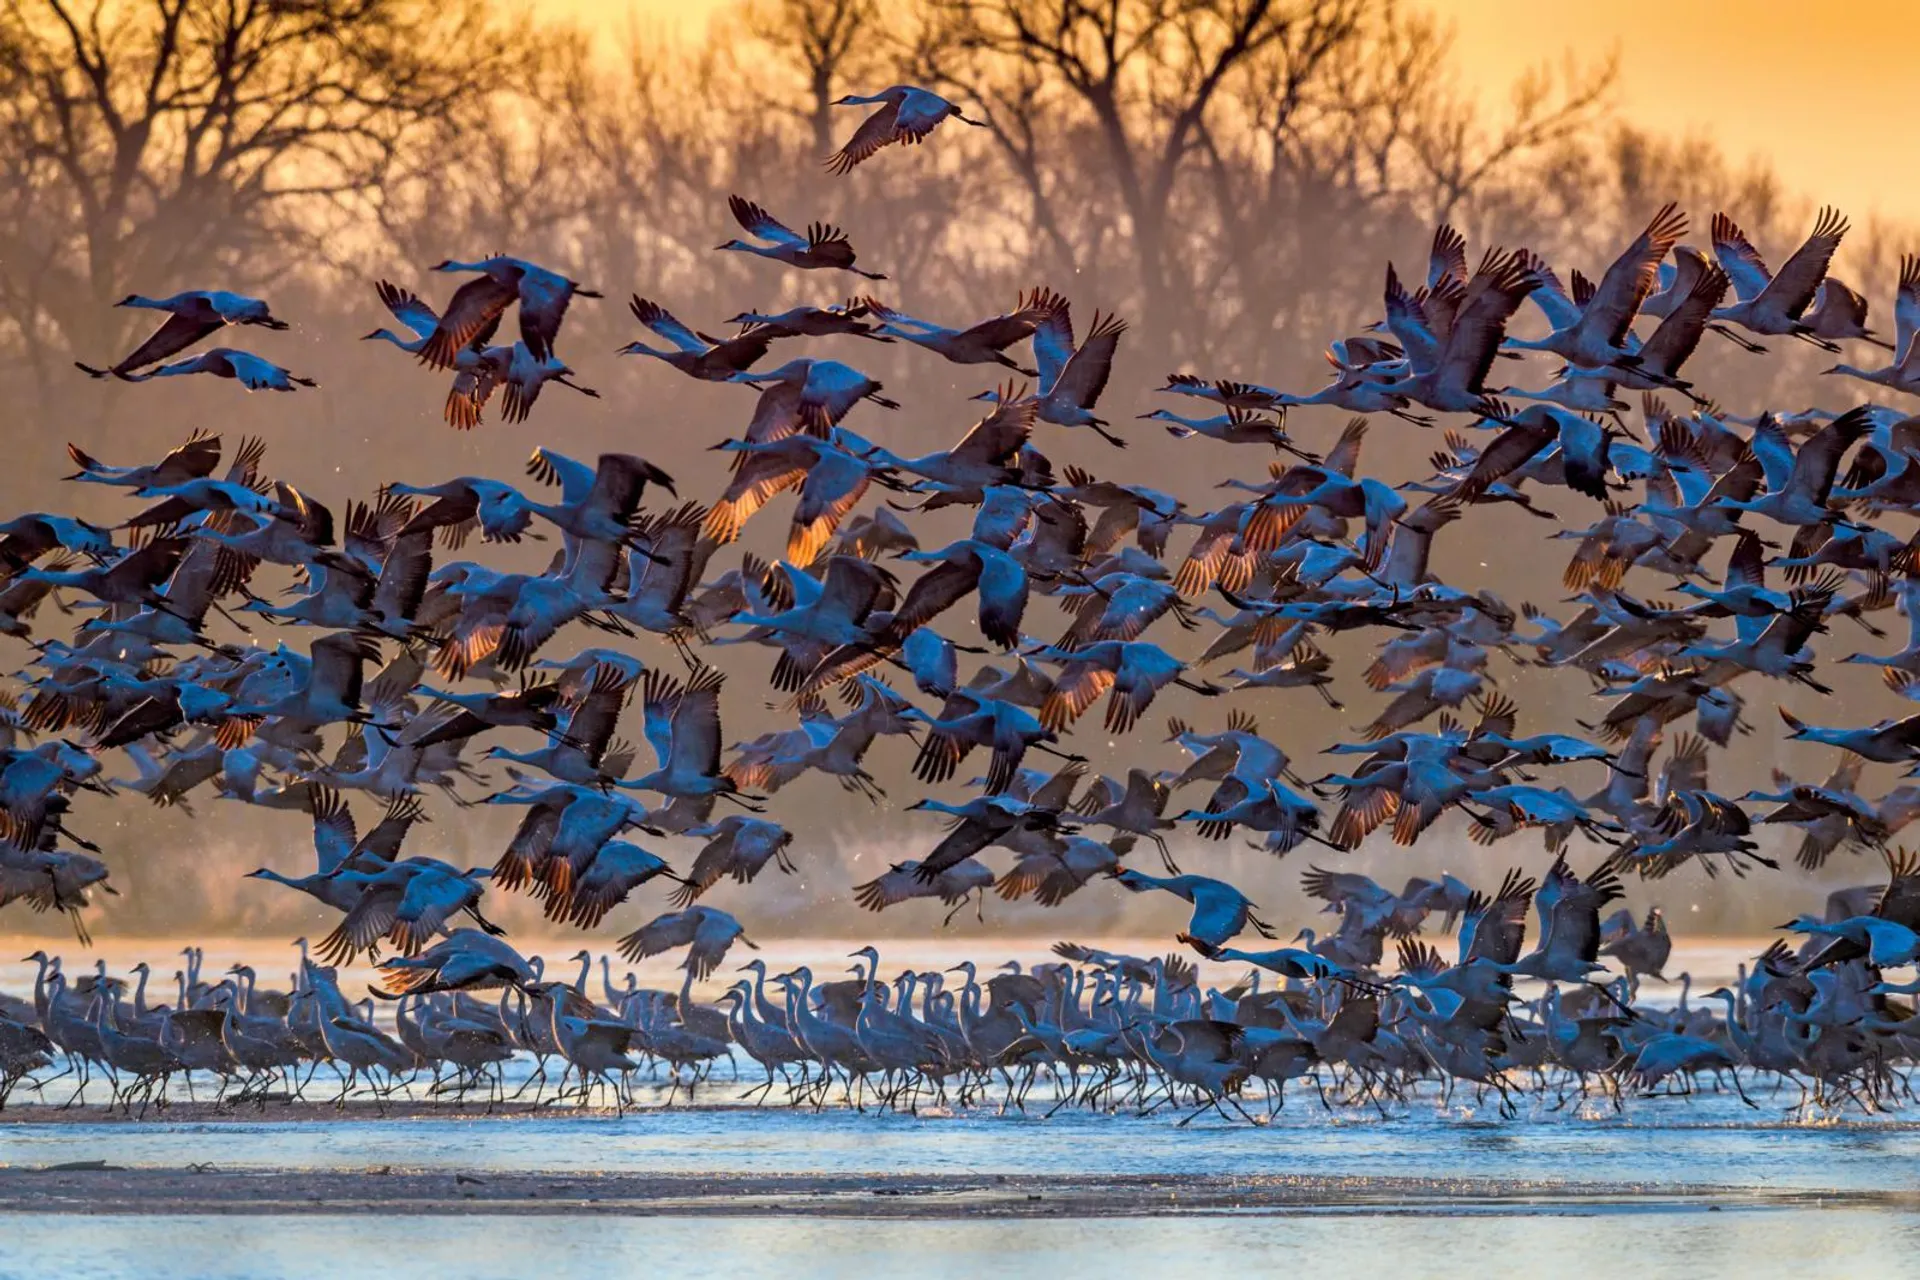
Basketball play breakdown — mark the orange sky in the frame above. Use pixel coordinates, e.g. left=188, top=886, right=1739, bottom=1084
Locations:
left=542, top=0, right=1914, bottom=223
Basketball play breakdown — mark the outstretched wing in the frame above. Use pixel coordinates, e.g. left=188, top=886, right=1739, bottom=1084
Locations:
left=420, top=273, right=518, bottom=369
left=729, top=195, right=807, bottom=248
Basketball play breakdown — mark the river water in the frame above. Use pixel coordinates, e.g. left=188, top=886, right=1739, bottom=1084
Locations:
left=5, top=936, right=1916, bottom=1277
left=6, top=1209, right=1919, bottom=1280
left=6, top=1096, right=1920, bottom=1279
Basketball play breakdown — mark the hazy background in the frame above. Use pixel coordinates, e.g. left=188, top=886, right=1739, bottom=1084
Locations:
left=0, top=0, right=1911, bottom=947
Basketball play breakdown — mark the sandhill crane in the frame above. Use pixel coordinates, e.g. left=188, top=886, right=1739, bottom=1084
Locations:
left=717, top=982, right=807, bottom=1103
left=1600, top=908, right=1670, bottom=989
left=320, top=1004, right=413, bottom=1107
left=417, top=254, right=600, bottom=367
left=729, top=358, right=898, bottom=431
left=617, top=904, right=756, bottom=978
left=76, top=290, right=289, bottom=379
left=1033, top=640, right=1220, bottom=734
left=1140, top=406, right=1303, bottom=453
left=671, top=817, right=795, bottom=905
left=539, top=840, right=675, bottom=929
left=388, top=475, right=536, bottom=545
left=456, top=341, right=599, bottom=425
left=1446, top=403, right=1620, bottom=504
left=1624, top=1031, right=1754, bottom=1105
left=61, top=429, right=222, bottom=490
left=1078, top=769, right=1178, bottom=865
left=1, top=1008, right=56, bottom=1104
left=910, top=686, right=1075, bottom=798
left=1786, top=912, right=1920, bottom=968
left=853, top=858, right=996, bottom=923
left=540, top=982, right=641, bottom=1110
left=972, top=294, right=1130, bottom=447
left=891, top=537, right=1032, bottom=651
left=1506, top=204, right=1688, bottom=380
left=120, top=348, right=315, bottom=391
left=826, top=86, right=986, bottom=174
left=314, top=857, right=499, bottom=965
left=0, top=513, right=115, bottom=571
left=1115, top=868, right=1275, bottom=950
left=860, top=396, right=1036, bottom=498
left=1710, top=207, right=1849, bottom=350
left=1376, top=250, right=1533, bottom=414
left=862, top=293, right=1048, bottom=373
left=620, top=297, right=778, bottom=380
left=1777, top=707, right=1920, bottom=764
left=725, top=299, right=889, bottom=340
left=1804, top=276, right=1892, bottom=348
left=374, top=930, right=534, bottom=998
left=719, top=196, right=886, bottom=279
left=612, top=665, right=757, bottom=808
left=1825, top=256, right=1920, bottom=397
left=484, top=662, right=633, bottom=786
left=1708, top=406, right=1872, bottom=527
left=996, top=832, right=1132, bottom=906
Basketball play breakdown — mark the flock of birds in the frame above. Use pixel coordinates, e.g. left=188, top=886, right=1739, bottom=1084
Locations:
left=10, top=84, right=1920, bottom=1120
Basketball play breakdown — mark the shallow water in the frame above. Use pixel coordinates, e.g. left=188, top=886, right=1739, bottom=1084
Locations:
left=4, top=933, right=1909, bottom=1276
left=6, top=1092, right=1920, bottom=1190
left=7, top=1094, right=1920, bottom=1278
left=5, top=1208, right=1919, bottom=1280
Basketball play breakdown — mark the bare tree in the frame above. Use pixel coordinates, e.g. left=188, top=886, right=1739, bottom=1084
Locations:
left=913, top=0, right=1374, bottom=353
left=744, top=0, right=881, bottom=161
left=0, top=0, right=512, bottom=400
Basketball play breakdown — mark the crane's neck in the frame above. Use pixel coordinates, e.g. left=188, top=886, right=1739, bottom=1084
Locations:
left=1710, top=990, right=1751, bottom=1051
left=729, top=987, right=754, bottom=1034
left=789, top=971, right=818, bottom=1031
left=748, top=966, right=775, bottom=1023
left=29, top=958, right=51, bottom=1019
left=677, top=963, right=697, bottom=1018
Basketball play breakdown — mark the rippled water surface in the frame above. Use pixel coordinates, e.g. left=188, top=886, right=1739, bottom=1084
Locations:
left=6, top=1209, right=1920, bottom=1280
left=6, top=1095, right=1920, bottom=1191
left=7, top=1094, right=1920, bottom=1277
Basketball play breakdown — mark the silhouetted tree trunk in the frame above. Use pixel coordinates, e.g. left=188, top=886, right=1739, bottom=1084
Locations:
left=0, top=0, right=514, bottom=388
left=746, top=0, right=879, bottom=162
